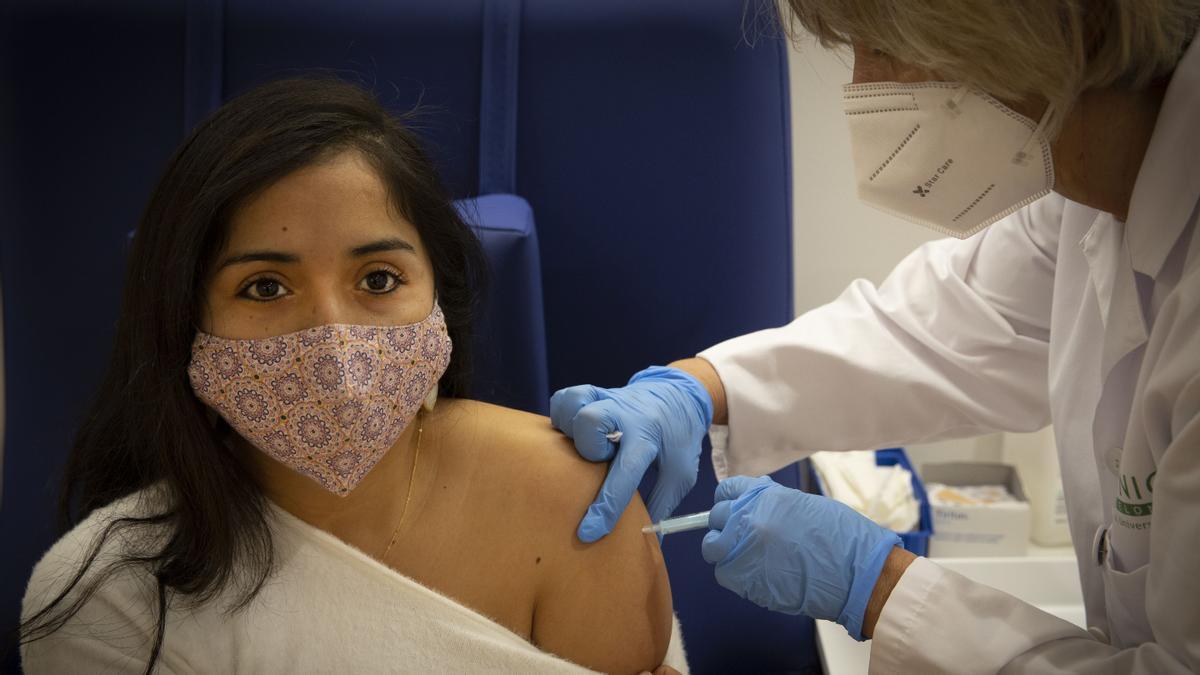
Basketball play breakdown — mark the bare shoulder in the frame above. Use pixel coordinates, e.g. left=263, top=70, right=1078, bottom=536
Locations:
left=438, top=399, right=674, bottom=672
left=451, top=400, right=608, bottom=498
left=438, top=400, right=650, bottom=539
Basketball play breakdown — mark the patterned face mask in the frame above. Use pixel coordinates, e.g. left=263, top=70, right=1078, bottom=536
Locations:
left=187, top=303, right=452, bottom=495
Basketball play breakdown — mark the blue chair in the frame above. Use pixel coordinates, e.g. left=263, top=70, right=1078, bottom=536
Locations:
left=457, top=194, right=550, bottom=415
left=1, top=1, right=805, bottom=671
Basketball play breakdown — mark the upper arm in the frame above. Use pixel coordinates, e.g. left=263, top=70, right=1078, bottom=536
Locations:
left=1145, top=380, right=1200, bottom=673
left=530, top=477, right=673, bottom=674
left=1144, top=279, right=1200, bottom=671
left=700, top=199, right=1064, bottom=473
left=956, top=193, right=1062, bottom=341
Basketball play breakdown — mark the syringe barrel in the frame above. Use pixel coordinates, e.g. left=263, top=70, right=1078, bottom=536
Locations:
left=655, top=510, right=711, bottom=534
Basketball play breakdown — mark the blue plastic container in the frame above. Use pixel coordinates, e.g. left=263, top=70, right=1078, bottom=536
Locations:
left=807, top=448, right=933, bottom=556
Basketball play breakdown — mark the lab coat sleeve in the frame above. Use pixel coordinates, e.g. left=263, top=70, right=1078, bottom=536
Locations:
left=870, top=286, right=1200, bottom=673
left=700, top=196, right=1064, bottom=478
left=868, top=558, right=1087, bottom=675
left=871, top=428, right=1200, bottom=675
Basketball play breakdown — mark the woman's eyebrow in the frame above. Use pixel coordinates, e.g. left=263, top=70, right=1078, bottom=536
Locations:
left=216, top=250, right=300, bottom=270
left=349, top=238, right=416, bottom=257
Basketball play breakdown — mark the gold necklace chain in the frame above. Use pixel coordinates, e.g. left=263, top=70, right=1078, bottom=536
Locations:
left=380, top=411, right=424, bottom=561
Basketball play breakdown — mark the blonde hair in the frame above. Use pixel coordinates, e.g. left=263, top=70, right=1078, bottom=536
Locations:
left=784, top=0, right=1198, bottom=126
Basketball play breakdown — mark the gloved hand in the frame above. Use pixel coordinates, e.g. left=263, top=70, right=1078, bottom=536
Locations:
left=701, top=475, right=902, bottom=641
left=550, top=366, right=714, bottom=543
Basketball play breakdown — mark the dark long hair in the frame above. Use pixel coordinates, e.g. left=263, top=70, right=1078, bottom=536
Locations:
left=18, top=75, right=487, bottom=672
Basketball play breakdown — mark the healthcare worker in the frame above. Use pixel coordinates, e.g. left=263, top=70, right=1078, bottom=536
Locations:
left=551, top=2, right=1200, bottom=672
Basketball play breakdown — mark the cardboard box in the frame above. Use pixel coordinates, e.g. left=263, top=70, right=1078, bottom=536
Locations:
left=922, top=463, right=1030, bottom=557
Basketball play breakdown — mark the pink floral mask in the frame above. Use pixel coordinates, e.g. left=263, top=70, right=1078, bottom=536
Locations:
left=187, top=304, right=452, bottom=495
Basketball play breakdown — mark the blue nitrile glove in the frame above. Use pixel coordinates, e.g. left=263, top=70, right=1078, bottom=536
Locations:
left=550, top=366, right=714, bottom=543
left=701, top=475, right=902, bottom=641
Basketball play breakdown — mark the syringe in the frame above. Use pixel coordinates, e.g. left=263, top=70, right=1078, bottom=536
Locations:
left=641, top=510, right=711, bottom=536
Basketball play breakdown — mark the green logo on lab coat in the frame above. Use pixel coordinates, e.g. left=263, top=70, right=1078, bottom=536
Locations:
left=1115, top=470, right=1155, bottom=518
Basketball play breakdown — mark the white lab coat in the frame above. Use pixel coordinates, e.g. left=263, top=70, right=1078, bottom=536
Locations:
left=699, top=40, right=1200, bottom=673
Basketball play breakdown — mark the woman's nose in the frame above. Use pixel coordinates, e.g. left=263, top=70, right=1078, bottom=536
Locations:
left=305, top=288, right=352, bottom=328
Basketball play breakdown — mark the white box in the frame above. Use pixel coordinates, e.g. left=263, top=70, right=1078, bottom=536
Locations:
left=923, top=463, right=1030, bottom=557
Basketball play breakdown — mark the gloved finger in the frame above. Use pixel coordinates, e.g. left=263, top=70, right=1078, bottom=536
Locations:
left=707, top=500, right=732, bottom=531
left=645, top=483, right=680, bottom=528
left=701, top=518, right=741, bottom=564
left=645, top=454, right=699, bottom=525
left=712, top=559, right=749, bottom=600
left=714, top=475, right=775, bottom=503
left=577, top=438, right=656, bottom=543
left=570, top=398, right=624, bottom=462
left=549, top=385, right=603, bottom=436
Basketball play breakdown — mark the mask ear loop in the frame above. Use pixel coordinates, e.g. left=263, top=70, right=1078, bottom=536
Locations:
left=1014, top=105, right=1055, bottom=166
left=424, top=293, right=443, bottom=412
left=940, top=85, right=970, bottom=118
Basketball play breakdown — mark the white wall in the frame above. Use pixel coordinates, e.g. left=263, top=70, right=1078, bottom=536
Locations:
left=785, top=34, right=1004, bottom=469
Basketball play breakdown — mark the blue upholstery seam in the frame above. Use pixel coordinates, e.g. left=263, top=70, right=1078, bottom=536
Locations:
left=478, top=0, right=522, bottom=195
left=183, top=0, right=225, bottom=135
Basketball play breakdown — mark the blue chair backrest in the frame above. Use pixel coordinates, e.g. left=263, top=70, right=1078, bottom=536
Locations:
left=1, top=2, right=807, bottom=671
left=456, top=194, right=550, bottom=414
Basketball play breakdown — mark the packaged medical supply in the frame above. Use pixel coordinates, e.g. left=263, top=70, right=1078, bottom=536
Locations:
left=927, top=484, right=1021, bottom=506
left=810, top=450, right=921, bottom=532
left=923, top=463, right=1031, bottom=557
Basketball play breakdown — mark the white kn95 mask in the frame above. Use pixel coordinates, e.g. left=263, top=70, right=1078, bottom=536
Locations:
left=842, top=81, right=1055, bottom=239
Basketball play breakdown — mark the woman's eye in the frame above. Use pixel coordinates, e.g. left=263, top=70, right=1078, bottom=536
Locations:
left=239, top=278, right=290, bottom=301
left=359, top=269, right=402, bottom=294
